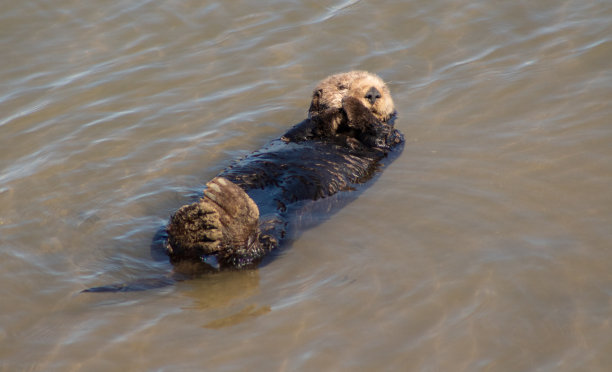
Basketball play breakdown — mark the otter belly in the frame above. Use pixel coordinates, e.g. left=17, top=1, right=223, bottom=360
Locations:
left=166, top=133, right=404, bottom=273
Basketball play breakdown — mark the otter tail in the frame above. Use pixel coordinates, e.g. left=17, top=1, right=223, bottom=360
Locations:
left=82, top=275, right=176, bottom=293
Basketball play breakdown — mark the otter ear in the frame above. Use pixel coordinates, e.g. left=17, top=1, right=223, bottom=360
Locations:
left=308, top=89, right=323, bottom=114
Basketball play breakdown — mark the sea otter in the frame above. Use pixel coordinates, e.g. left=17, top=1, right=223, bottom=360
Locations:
left=83, top=71, right=403, bottom=292
left=165, top=71, right=404, bottom=273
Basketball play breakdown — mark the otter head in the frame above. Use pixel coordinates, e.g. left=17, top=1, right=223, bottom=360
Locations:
left=307, top=71, right=399, bottom=149
left=308, top=71, right=395, bottom=125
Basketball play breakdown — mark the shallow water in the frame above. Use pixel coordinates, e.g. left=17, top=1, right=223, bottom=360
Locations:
left=1, top=0, right=611, bottom=370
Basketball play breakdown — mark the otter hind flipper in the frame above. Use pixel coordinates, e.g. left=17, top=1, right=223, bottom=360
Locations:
left=166, top=177, right=263, bottom=271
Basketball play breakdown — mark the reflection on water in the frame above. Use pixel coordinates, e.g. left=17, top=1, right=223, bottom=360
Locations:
left=1, top=0, right=611, bottom=370
left=181, top=271, right=262, bottom=311
left=179, top=271, right=270, bottom=329
left=203, top=304, right=272, bottom=329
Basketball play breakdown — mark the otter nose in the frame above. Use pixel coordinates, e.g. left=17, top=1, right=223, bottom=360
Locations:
left=365, top=87, right=382, bottom=105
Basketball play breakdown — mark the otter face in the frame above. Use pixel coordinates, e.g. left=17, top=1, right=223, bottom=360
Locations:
left=308, top=71, right=395, bottom=123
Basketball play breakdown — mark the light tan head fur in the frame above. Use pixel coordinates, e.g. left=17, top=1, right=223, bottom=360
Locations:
left=308, top=71, right=395, bottom=124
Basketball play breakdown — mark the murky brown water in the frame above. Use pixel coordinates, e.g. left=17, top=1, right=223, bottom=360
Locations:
left=1, top=0, right=611, bottom=370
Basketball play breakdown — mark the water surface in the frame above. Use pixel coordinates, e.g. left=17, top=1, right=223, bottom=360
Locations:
left=1, top=0, right=611, bottom=370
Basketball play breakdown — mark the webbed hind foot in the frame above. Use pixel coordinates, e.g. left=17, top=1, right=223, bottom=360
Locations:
left=166, top=177, right=260, bottom=269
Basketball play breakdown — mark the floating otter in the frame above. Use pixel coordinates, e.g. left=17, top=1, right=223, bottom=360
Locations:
left=84, top=71, right=403, bottom=292
left=166, top=71, right=404, bottom=273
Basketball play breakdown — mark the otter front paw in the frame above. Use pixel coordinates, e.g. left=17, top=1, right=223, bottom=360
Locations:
left=342, top=96, right=379, bottom=132
left=341, top=96, right=393, bottom=149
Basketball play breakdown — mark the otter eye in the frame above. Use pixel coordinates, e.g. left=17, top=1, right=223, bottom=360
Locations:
left=314, top=89, right=323, bottom=98
left=365, top=87, right=382, bottom=105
